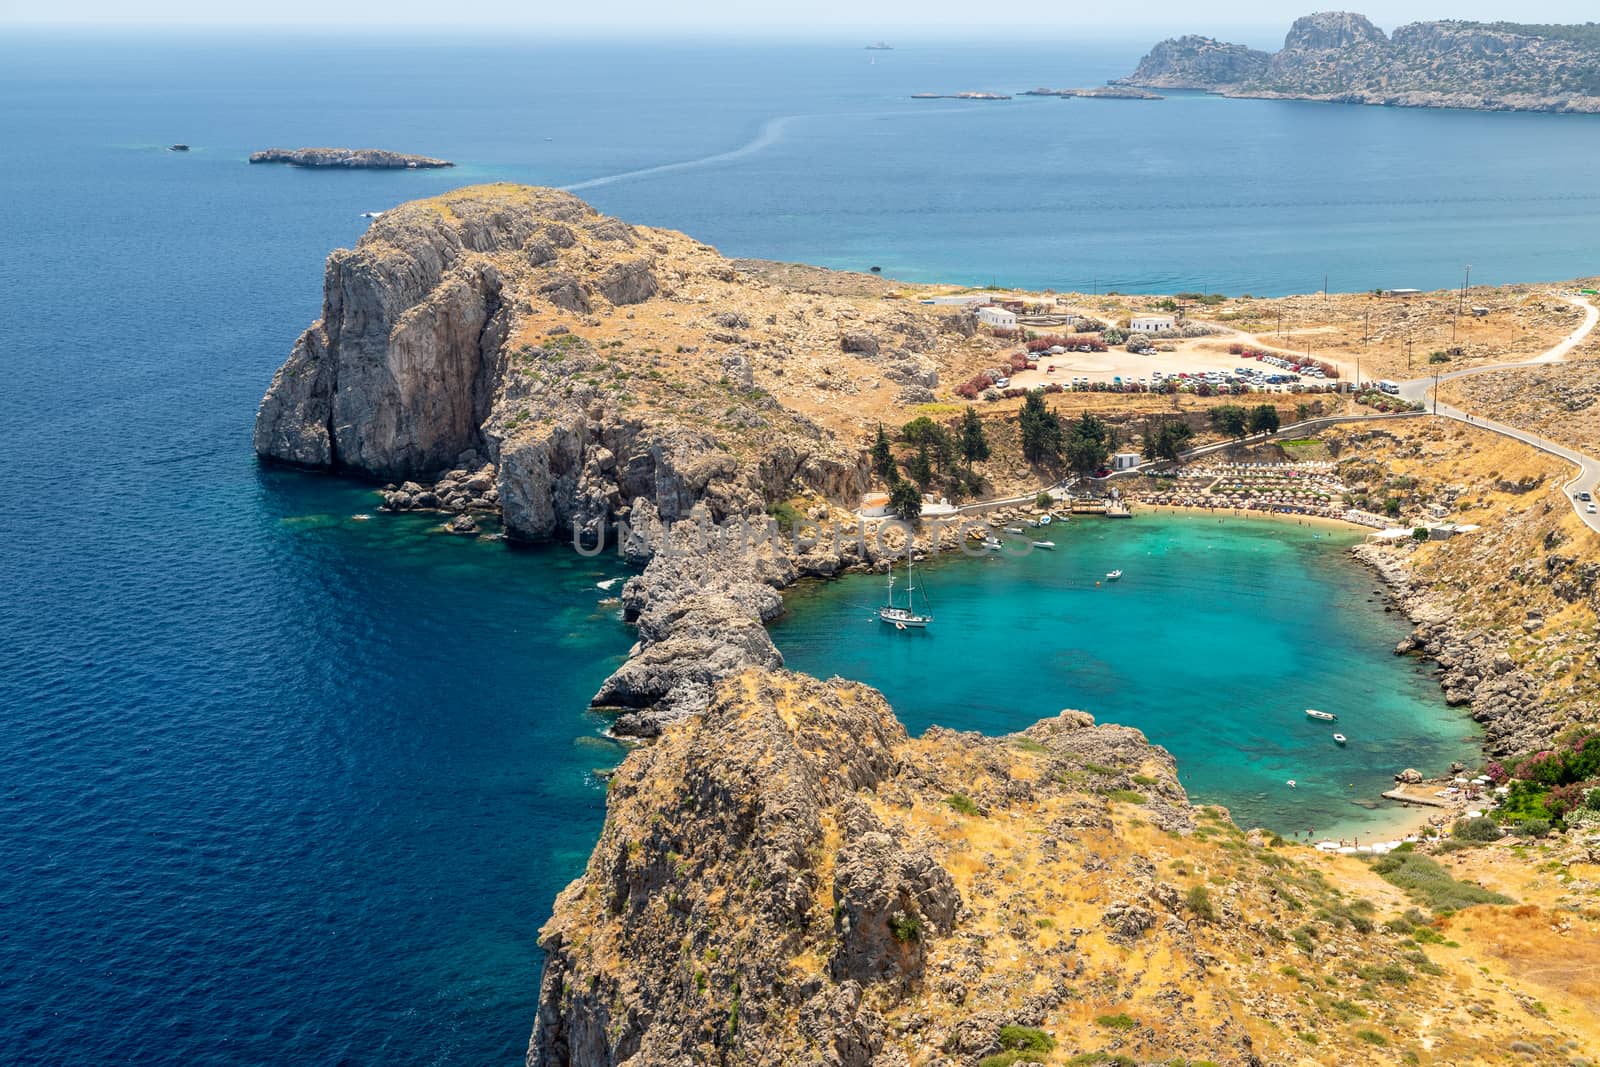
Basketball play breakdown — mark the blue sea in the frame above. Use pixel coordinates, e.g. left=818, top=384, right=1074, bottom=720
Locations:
left=0, top=30, right=1569, bottom=1064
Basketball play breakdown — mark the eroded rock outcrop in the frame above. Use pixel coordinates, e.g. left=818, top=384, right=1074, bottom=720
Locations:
left=531, top=667, right=1575, bottom=1066
left=254, top=185, right=868, bottom=540
left=1119, top=12, right=1600, bottom=112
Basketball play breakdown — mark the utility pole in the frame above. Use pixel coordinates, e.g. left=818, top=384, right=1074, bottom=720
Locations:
left=1363, top=310, right=1369, bottom=347
left=1433, top=370, right=1440, bottom=415
left=1324, top=273, right=1329, bottom=302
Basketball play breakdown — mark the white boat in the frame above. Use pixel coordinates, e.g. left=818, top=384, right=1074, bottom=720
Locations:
left=982, top=536, right=1003, bottom=552
left=878, top=556, right=932, bottom=629
left=1105, top=569, right=1122, bottom=581
left=1333, top=733, right=1347, bottom=745
left=1286, top=779, right=1297, bottom=788
left=1038, top=514, right=1053, bottom=526
left=360, top=210, right=384, bottom=219
left=1305, top=709, right=1337, bottom=722
left=1005, top=526, right=1024, bottom=534
left=1031, top=539, right=1055, bottom=549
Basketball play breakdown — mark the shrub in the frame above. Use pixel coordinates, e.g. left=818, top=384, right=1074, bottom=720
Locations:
left=1106, top=789, right=1147, bottom=805
left=1035, top=491, right=1054, bottom=509
left=889, top=912, right=922, bottom=943
left=1451, top=816, right=1502, bottom=842
left=1355, top=1029, right=1389, bottom=1046
left=1186, top=886, right=1218, bottom=923
left=945, top=793, right=980, bottom=816
left=998, top=1025, right=1056, bottom=1052
left=979, top=1051, right=1046, bottom=1067
left=1510, top=817, right=1551, bottom=837
left=1095, top=1013, right=1136, bottom=1030
left=1370, top=852, right=1512, bottom=912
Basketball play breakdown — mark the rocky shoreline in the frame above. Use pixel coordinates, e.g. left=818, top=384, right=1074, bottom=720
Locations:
left=1353, top=543, right=1557, bottom=757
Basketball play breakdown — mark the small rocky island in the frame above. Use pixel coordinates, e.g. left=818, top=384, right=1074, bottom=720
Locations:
left=248, top=147, right=454, bottom=169
left=1119, top=11, right=1600, bottom=113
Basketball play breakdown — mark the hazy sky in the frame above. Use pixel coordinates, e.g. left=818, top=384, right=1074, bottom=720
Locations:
left=5, top=1, right=1598, bottom=35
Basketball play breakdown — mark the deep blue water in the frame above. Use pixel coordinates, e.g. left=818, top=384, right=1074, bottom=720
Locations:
left=0, top=31, right=1577, bottom=1065
left=771, top=517, right=1477, bottom=838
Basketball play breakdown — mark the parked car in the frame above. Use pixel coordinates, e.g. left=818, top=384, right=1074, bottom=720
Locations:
left=1589, top=503, right=1598, bottom=514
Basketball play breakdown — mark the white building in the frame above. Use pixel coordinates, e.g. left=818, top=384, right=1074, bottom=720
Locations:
left=1129, top=315, right=1175, bottom=333
left=1111, top=452, right=1142, bottom=471
left=976, top=306, right=1017, bottom=329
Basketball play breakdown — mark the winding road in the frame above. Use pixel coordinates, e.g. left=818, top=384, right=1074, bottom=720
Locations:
left=1395, top=294, right=1600, bottom=534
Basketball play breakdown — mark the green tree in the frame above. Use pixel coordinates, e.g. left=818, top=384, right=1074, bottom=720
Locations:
left=889, top=479, right=922, bottom=522
left=905, top=444, right=934, bottom=488
left=1143, top=418, right=1194, bottom=462
left=1249, top=403, right=1281, bottom=435
left=1209, top=403, right=1249, bottom=441
left=899, top=416, right=945, bottom=448
left=1065, top=413, right=1112, bottom=476
left=959, top=406, right=991, bottom=468
left=871, top=423, right=895, bottom=482
left=1019, top=392, right=1062, bottom=463
left=931, top=429, right=958, bottom=475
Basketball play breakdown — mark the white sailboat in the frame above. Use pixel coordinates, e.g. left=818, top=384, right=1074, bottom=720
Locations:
left=879, top=556, right=932, bottom=629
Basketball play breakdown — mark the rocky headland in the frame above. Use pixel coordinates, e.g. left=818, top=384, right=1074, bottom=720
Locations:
left=248, top=147, right=455, bottom=168
left=1118, top=11, right=1600, bottom=113
left=254, top=188, right=1600, bottom=1066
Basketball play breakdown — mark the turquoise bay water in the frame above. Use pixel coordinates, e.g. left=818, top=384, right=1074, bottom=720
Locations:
left=772, top=516, right=1478, bottom=837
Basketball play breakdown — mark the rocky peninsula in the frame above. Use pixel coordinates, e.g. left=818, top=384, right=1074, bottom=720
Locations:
left=1119, top=11, right=1600, bottom=113
left=248, top=147, right=454, bottom=168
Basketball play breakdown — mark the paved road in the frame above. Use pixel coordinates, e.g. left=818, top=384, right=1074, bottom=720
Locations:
left=1396, top=294, right=1600, bottom=534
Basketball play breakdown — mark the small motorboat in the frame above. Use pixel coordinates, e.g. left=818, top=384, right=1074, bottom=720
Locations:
left=168, top=143, right=190, bottom=152
left=1333, top=733, right=1347, bottom=745
left=1031, top=540, right=1055, bottom=550
left=1105, top=569, right=1122, bottom=581
left=1038, top=514, right=1053, bottom=526
left=1286, top=779, right=1297, bottom=788
left=360, top=210, right=385, bottom=219
left=1005, top=526, right=1024, bottom=534
left=982, top=536, right=1003, bottom=552
left=1305, top=709, right=1337, bottom=722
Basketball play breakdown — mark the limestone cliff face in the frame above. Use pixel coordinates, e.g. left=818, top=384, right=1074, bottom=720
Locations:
left=1119, top=11, right=1600, bottom=111
left=254, top=185, right=874, bottom=540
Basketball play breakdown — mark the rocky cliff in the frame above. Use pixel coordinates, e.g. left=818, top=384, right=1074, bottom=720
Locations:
left=1112, top=35, right=1270, bottom=90
left=1119, top=11, right=1600, bottom=112
left=254, top=184, right=991, bottom=541
left=533, top=664, right=1596, bottom=1066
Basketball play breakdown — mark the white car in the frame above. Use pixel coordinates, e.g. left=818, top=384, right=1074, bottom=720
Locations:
left=994, top=377, right=1010, bottom=389
left=1588, top=503, right=1598, bottom=514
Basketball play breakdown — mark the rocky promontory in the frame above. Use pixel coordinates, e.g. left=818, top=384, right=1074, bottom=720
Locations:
left=1119, top=12, right=1600, bottom=112
left=253, top=184, right=996, bottom=548
left=248, top=147, right=454, bottom=168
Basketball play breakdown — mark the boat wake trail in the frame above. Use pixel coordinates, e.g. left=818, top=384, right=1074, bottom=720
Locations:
left=561, top=115, right=800, bottom=193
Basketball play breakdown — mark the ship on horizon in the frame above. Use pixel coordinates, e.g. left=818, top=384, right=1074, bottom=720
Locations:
left=865, top=41, right=893, bottom=50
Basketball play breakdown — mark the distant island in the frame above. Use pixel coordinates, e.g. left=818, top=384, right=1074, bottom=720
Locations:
left=910, top=91, right=1011, bottom=100
left=1117, top=11, right=1600, bottom=113
left=248, top=147, right=455, bottom=169
left=1022, top=85, right=1164, bottom=100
